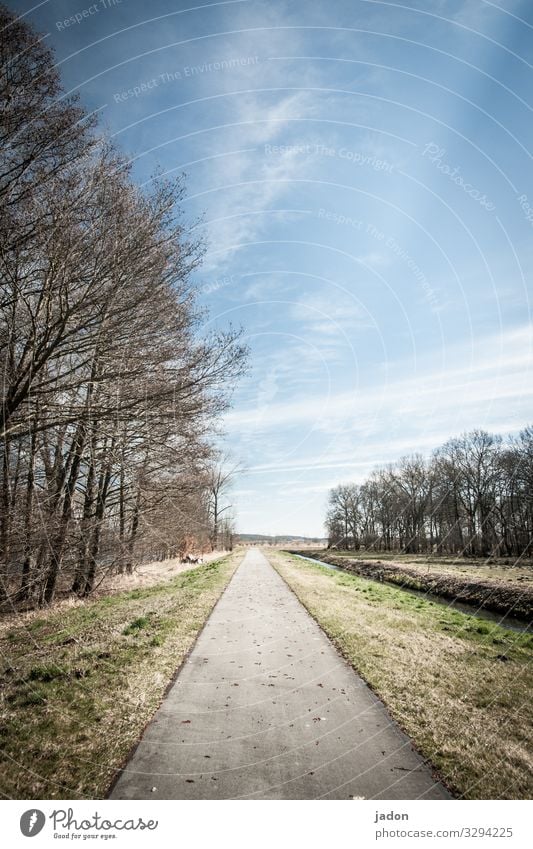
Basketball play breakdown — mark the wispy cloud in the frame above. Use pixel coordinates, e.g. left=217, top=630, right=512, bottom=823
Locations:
left=225, top=323, right=533, bottom=436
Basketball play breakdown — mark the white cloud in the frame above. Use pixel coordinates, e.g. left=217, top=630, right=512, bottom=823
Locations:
left=287, top=290, right=373, bottom=340
left=225, top=323, right=533, bottom=438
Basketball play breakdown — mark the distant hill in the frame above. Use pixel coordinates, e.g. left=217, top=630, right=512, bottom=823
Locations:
left=236, top=533, right=327, bottom=545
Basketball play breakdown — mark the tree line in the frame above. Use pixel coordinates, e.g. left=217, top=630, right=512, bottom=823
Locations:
left=326, top=428, right=533, bottom=558
left=0, top=6, right=247, bottom=607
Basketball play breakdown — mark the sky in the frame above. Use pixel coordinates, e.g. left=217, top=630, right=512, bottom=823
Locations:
left=8, top=0, right=533, bottom=536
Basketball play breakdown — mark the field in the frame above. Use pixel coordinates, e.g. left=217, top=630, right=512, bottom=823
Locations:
left=307, top=548, right=533, bottom=584
left=269, top=549, right=533, bottom=799
left=0, top=553, right=241, bottom=799
left=290, top=550, right=533, bottom=621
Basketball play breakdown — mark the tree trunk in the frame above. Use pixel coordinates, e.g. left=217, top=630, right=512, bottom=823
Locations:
left=19, top=427, right=37, bottom=601
left=42, top=419, right=87, bottom=604
left=83, top=438, right=115, bottom=595
left=72, top=426, right=98, bottom=593
left=125, top=487, right=141, bottom=574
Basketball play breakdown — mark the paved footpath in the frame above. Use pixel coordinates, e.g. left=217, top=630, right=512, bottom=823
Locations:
left=110, top=549, right=449, bottom=800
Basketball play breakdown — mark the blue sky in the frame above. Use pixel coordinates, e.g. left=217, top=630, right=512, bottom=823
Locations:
left=9, top=0, right=533, bottom=535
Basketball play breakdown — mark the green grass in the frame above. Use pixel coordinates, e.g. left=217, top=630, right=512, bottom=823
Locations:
left=305, top=548, right=533, bottom=584
left=270, top=550, right=533, bottom=800
left=0, top=553, right=241, bottom=799
left=122, top=615, right=151, bottom=635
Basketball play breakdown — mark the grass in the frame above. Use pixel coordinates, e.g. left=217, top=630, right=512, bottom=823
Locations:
left=269, top=550, right=533, bottom=800
left=307, top=548, right=533, bottom=584
left=293, top=549, right=533, bottom=620
left=0, top=552, right=241, bottom=799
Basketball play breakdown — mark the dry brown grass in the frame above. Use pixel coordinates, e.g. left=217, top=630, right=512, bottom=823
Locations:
left=94, top=549, right=229, bottom=595
left=0, top=551, right=228, bottom=639
left=269, top=550, right=533, bottom=800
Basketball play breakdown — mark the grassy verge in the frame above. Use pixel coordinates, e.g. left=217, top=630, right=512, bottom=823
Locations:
left=0, top=552, right=241, bottom=799
left=291, top=550, right=533, bottom=620
left=269, top=550, right=533, bottom=799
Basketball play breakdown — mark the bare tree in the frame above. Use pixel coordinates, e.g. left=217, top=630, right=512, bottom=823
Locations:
left=0, top=7, right=248, bottom=609
left=326, top=428, right=533, bottom=559
left=205, top=455, right=242, bottom=550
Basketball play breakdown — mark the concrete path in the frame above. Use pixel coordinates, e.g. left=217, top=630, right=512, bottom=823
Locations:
left=110, top=549, right=449, bottom=800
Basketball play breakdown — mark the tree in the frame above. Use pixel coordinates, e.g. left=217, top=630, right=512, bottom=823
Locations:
left=205, top=456, right=241, bottom=550
left=0, top=7, right=248, bottom=608
left=326, top=484, right=360, bottom=549
left=325, top=429, right=533, bottom=559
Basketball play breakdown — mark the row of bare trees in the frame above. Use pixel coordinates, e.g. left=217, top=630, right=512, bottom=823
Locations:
left=0, top=6, right=246, bottom=607
left=326, top=428, right=533, bottom=558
